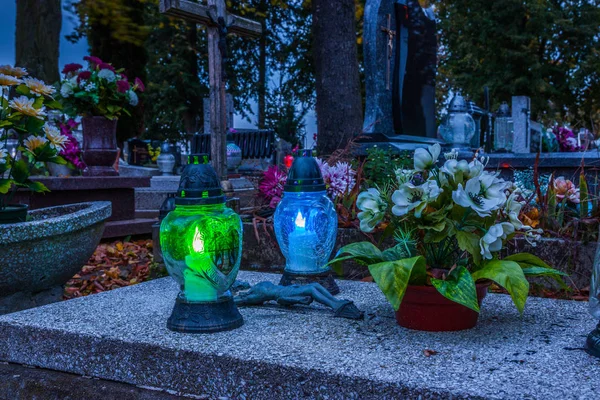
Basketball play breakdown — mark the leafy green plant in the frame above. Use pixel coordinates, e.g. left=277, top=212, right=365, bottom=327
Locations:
left=329, top=145, right=566, bottom=314
left=0, top=65, right=67, bottom=210
left=362, top=146, right=411, bottom=188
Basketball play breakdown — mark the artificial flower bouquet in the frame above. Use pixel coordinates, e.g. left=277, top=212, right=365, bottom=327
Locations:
left=329, top=144, right=566, bottom=315
left=58, top=56, right=144, bottom=120
left=0, top=65, right=68, bottom=210
left=57, top=119, right=85, bottom=171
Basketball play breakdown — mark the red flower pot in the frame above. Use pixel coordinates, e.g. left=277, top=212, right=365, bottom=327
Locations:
left=81, top=116, right=119, bottom=176
left=395, top=283, right=490, bottom=332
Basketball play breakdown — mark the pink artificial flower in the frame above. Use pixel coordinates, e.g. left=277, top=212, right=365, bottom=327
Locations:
left=317, top=159, right=356, bottom=198
left=83, top=56, right=103, bottom=67
left=553, top=176, right=580, bottom=204
left=259, top=166, right=287, bottom=208
left=116, top=80, right=130, bottom=93
left=134, top=77, right=145, bottom=92
left=62, top=63, right=83, bottom=75
left=553, top=126, right=580, bottom=152
left=98, top=63, right=116, bottom=72
left=77, top=71, right=91, bottom=83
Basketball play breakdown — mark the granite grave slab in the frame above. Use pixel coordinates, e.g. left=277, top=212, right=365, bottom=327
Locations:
left=0, top=272, right=598, bottom=399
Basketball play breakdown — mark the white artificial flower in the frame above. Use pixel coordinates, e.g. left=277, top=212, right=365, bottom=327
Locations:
left=44, top=124, right=68, bottom=150
left=444, top=149, right=459, bottom=160
left=414, top=143, right=441, bottom=171
left=452, top=173, right=508, bottom=217
left=98, top=69, right=116, bottom=82
left=127, top=90, right=139, bottom=106
left=24, top=135, right=48, bottom=152
left=440, top=159, right=470, bottom=177
left=480, top=222, right=515, bottom=260
left=356, top=188, right=387, bottom=233
left=9, top=96, right=46, bottom=119
left=84, top=82, right=97, bottom=92
left=392, top=180, right=442, bottom=218
left=466, top=159, right=485, bottom=179
left=60, top=82, right=73, bottom=98
left=523, top=229, right=543, bottom=246
left=395, top=168, right=415, bottom=185
left=505, top=190, right=526, bottom=230
left=23, top=77, right=55, bottom=96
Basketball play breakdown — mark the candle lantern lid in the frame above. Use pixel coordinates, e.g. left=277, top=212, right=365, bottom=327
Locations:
left=448, top=92, right=469, bottom=113
left=284, top=149, right=326, bottom=193
left=496, top=102, right=511, bottom=117
left=175, top=154, right=225, bottom=205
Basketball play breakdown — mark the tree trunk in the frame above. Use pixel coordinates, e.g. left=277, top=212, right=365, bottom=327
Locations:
left=257, top=15, right=267, bottom=129
left=15, top=0, right=62, bottom=83
left=312, top=0, right=363, bottom=155
left=183, top=22, right=201, bottom=136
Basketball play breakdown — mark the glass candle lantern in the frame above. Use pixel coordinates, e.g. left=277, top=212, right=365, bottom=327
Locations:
left=226, top=133, right=243, bottom=174
left=438, top=92, right=477, bottom=149
left=160, top=154, right=243, bottom=333
left=586, top=243, right=600, bottom=357
left=274, top=150, right=339, bottom=294
left=493, top=102, right=514, bottom=152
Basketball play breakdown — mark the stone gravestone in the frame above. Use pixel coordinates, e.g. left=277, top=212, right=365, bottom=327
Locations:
left=204, top=94, right=234, bottom=134
left=511, top=96, right=531, bottom=154
left=363, top=0, right=438, bottom=146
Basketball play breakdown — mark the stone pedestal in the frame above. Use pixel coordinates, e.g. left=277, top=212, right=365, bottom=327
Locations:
left=14, top=176, right=153, bottom=238
left=1, top=271, right=599, bottom=399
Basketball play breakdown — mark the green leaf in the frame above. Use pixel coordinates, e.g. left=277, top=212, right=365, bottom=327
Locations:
left=472, top=260, right=529, bottom=314
left=327, top=242, right=384, bottom=275
left=33, top=142, right=59, bottom=162
left=24, top=116, right=45, bottom=133
left=382, top=244, right=412, bottom=261
left=369, top=256, right=427, bottom=310
left=15, top=84, right=31, bottom=96
left=505, top=252, right=568, bottom=288
left=49, top=156, right=67, bottom=165
left=431, top=266, right=480, bottom=312
left=580, top=172, right=589, bottom=218
left=11, top=158, right=30, bottom=183
left=27, top=181, right=49, bottom=193
left=33, top=96, right=44, bottom=109
left=45, top=100, right=63, bottom=110
left=0, top=178, right=14, bottom=194
left=456, top=230, right=482, bottom=265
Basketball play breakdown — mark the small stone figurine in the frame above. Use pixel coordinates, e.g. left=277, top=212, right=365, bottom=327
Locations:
left=234, top=282, right=364, bottom=320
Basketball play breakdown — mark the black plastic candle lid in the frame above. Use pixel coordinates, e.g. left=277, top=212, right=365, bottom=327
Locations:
left=175, top=154, right=226, bottom=205
left=284, top=149, right=326, bottom=192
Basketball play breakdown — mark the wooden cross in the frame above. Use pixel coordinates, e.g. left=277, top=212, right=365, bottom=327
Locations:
left=160, top=0, right=262, bottom=180
left=381, top=14, right=396, bottom=91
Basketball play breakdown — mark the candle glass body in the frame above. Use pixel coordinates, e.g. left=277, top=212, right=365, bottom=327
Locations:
left=494, top=116, right=514, bottom=152
left=438, top=112, right=476, bottom=147
left=160, top=203, right=242, bottom=303
left=274, top=191, right=337, bottom=274
left=590, top=243, right=600, bottom=320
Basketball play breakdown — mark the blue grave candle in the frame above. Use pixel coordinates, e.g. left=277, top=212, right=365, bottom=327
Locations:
left=274, top=150, right=338, bottom=280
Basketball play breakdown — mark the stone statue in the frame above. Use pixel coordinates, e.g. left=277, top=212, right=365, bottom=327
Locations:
left=234, top=282, right=364, bottom=320
left=363, top=0, right=437, bottom=141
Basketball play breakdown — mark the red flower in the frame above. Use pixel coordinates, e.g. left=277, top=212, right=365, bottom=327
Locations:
left=77, top=71, right=92, bottom=83
left=98, top=63, right=115, bottom=72
left=116, top=80, right=130, bottom=93
left=134, top=77, right=145, bottom=92
left=62, top=63, right=82, bottom=75
left=120, top=73, right=128, bottom=81
left=83, top=56, right=103, bottom=67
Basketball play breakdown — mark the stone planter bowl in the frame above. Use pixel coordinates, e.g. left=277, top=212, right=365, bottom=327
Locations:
left=0, top=202, right=111, bottom=313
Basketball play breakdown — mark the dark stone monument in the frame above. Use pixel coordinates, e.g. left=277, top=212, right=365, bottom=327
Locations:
left=362, top=0, right=439, bottom=152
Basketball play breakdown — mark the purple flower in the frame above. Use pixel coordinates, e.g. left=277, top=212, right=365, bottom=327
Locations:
left=98, top=63, right=116, bottom=72
left=116, top=80, right=130, bottom=93
left=77, top=71, right=91, bottom=83
left=259, top=166, right=287, bottom=208
left=134, top=77, right=145, bottom=92
left=62, top=63, right=83, bottom=75
left=553, top=126, right=580, bottom=152
left=83, top=56, right=103, bottom=68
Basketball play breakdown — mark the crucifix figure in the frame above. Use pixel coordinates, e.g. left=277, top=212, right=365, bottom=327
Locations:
left=380, top=14, right=396, bottom=91
left=160, top=0, right=262, bottom=180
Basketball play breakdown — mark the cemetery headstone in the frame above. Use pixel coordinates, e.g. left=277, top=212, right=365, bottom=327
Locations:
left=511, top=96, right=531, bottom=154
left=363, top=0, right=437, bottom=141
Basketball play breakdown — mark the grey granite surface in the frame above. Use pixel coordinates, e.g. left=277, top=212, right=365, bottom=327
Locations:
left=0, top=272, right=598, bottom=399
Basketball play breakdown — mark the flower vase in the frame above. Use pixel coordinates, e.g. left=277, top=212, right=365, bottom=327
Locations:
left=395, top=283, right=490, bottom=331
left=81, top=116, right=119, bottom=177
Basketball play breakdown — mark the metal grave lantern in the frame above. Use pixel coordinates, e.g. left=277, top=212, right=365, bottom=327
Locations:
left=274, top=150, right=339, bottom=294
left=438, top=92, right=477, bottom=150
left=160, top=154, right=243, bottom=333
left=493, top=102, right=514, bottom=152
left=586, top=240, right=600, bottom=357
